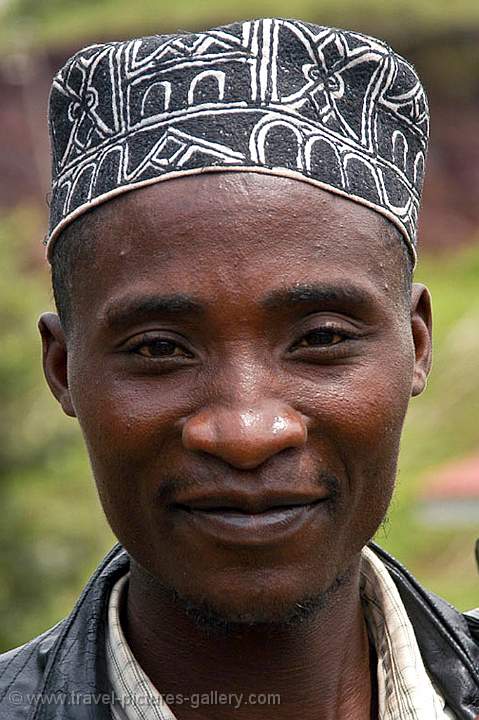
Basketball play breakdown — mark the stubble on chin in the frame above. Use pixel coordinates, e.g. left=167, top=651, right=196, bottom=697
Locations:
left=161, top=562, right=355, bottom=637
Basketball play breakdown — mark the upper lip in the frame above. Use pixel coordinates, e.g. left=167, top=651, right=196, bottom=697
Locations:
left=171, top=492, right=330, bottom=515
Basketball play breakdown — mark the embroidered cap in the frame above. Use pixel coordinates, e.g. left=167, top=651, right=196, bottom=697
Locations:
left=46, top=18, right=429, bottom=265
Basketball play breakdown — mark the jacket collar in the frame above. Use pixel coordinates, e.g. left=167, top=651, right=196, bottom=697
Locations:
left=31, top=543, right=479, bottom=719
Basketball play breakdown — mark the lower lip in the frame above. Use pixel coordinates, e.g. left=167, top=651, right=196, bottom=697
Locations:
left=175, top=501, right=330, bottom=546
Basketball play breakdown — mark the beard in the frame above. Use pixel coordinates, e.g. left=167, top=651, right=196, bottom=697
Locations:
left=164, top=562, right=354, bottom=637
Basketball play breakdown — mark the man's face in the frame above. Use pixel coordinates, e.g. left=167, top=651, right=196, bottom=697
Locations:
left=41, top=173, right=431, bottom=624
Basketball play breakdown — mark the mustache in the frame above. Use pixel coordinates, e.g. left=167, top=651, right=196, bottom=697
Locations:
left=154, top=468, right=340, bottom=506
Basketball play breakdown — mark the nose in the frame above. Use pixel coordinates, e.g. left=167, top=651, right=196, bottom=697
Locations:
left=181, top=400, right=308, bottom=469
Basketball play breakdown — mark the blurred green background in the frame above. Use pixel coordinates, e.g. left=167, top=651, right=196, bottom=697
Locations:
left=0, top=0, right=478, bottom=652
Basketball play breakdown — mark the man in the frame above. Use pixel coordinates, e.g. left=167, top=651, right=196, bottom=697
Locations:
left=0, top=17, right=478, bottom=720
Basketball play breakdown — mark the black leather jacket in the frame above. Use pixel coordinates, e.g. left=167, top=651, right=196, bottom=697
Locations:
left=1, top=543, right=478, bottom=719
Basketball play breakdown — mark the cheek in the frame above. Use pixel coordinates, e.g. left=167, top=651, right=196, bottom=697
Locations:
left=68, top=368, right=195, bottom=533
left=336, top=374, right=410, bottom=450
left=325, top=351, right=413, bottom=534
left=314, top=331, right=414, bottom=447
left=70, top=370, right=188, bottom=459
left=295, top=342, right=414, bottom=525
left=299, top=355, right=411, bottom=444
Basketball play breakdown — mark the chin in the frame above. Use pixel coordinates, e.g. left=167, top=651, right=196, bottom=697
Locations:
left=167, top=565, right=353, bottom=634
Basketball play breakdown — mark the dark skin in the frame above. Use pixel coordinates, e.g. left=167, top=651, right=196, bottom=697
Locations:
left=39, top=173, right=432, bottom=720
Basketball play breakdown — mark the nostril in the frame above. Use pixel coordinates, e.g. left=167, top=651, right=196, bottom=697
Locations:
left=181, top=413, right=216, bottom=452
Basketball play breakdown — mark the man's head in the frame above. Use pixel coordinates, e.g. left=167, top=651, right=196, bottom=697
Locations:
left=39, top=172, right=432, bottom=627
left=39, top=18, right=431, bottom=628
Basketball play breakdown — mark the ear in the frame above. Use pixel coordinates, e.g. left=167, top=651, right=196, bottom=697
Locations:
left=410, top=283, right=433, bottom=397
left=38, top=312, right=77, bottom=417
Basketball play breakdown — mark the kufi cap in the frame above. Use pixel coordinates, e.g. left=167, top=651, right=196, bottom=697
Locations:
left=46, top=18, right=429, bottom=265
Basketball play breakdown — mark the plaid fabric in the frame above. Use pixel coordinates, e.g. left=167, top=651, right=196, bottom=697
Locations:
left=106, top=549, right=457, bottom=719
left=106, top=573, right=175, bottom=720
left=360, top=546, right=456, bottom=719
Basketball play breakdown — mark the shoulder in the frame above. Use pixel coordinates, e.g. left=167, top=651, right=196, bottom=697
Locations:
left=369, top=542, right=479, bottom=718
left=0, top=621, right=66, bottom=718
left=0, top=544, right=129, bottom=719
left=371, top=543, right=479, bottom=648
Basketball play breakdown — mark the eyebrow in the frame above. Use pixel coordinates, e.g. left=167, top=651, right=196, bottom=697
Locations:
left=261, top=283, right=374, bottom=311
left=103, top=282, right=374, bottom=330
left=104, top=293, right=205, bottom=330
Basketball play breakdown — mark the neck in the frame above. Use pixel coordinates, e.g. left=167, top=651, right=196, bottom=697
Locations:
left=122, top=557, right=375, bottom=720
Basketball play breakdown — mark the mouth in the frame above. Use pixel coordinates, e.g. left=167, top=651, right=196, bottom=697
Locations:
left=171, top=494, right=332, bottom=545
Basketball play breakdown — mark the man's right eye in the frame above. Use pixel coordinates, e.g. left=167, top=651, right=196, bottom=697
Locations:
left=124, top=334, right=193, bottom=360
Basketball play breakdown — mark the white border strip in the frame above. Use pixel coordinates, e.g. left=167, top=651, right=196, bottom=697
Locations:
left=45, top=165, right=417, bottom=269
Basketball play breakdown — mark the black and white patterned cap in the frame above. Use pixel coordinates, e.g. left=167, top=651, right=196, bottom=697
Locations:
left=46, top=18, right=429, bottom=265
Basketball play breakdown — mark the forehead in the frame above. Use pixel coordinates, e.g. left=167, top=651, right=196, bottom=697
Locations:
left=72, top=173, right=404, bottom=313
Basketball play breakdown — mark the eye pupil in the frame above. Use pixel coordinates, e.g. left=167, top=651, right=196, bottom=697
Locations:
left=306, top=330, right=337, bottom=346
left=144, top=340, right=177, bottom=357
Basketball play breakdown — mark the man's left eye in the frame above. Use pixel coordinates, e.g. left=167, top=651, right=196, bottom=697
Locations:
left=294, top=328, right=346, bottom=348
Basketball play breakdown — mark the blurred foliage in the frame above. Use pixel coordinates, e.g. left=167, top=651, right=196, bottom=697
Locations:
left=1, top=0, right=479, bottom=51
left=0, top=203, right=477, bottom=654
left=0, top=206, right=113, bottom=652
left=378, top=245, right=479, bottom=610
